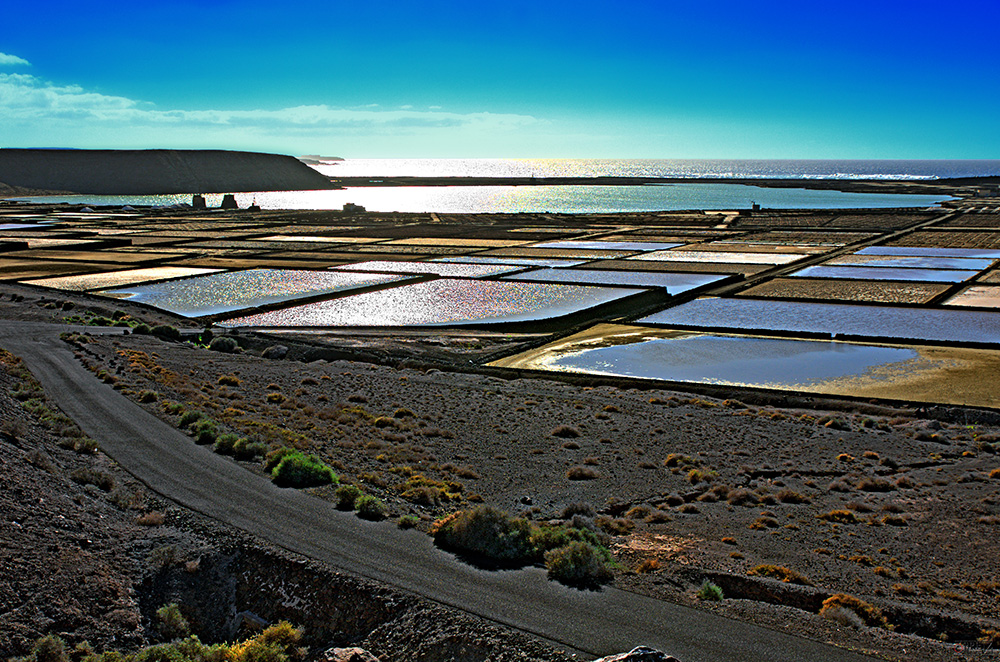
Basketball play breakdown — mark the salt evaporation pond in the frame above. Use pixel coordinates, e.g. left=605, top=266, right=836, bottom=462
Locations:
left=790, top=265, right=978, bottom=283
left=221, top=279, right=644, bottom=328
left=825, top=254, right=995, bottom=270
left=99, top=269, right=410, bottom=317
left=502, top=268, right=729, bottom=293
left=431, top=256, right=589, bottom=267
left=539, top=332, right=921, bottom=389
left=530, top=240, right=683, bottom=251
left=858, top=246, right=1000, bottom=259
left=945, top=285, right=1000, bottom=308
left=632, top=250, right=808, bottom=265
left=638, top=297, right=1000, bottom=344
left=23, top=266, right=222, bottom=292
left=331, top=260, right=523, bottom=278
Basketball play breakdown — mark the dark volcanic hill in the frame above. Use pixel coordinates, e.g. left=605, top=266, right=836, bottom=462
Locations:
left=0, top=149, right=336, bottom=195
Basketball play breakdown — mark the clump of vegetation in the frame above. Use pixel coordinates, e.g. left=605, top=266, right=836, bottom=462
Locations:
left=820, top=594, right=890, bottom=629
left=209, top=337, right=239, bottom=353
left=355, top=495, right=388, bottom=520
left=551, top=425, right=581, bottom=438
left=697, top=580, right=724, bottom=601
left=818, top=509, right=861, bottom=524
left=544, top=541, right=613, bottom=587
left=432, top=506, right=535, bottom=564
left=138, top=390, right=158, bottom=403
left=566, top=465, right=599, bottom=480
left=270, top=450, right=338, bottom=488
left=748, top=564, right=813, bottom=586
left=156, top=602, right=190, bottom=640
left=178, top=410, right=204, bottom=428
left=857, top=476, right=896, bottom=492
left=398, top=514, right=420, bottom=529
left=70, top=467, right=115, bottom=492
left=150, top=325, right=181, bottom=340
left=335, top=484, right=363, bottom=510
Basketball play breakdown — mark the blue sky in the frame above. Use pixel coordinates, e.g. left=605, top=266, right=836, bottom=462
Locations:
left=1, top=1, right=998, bottom=158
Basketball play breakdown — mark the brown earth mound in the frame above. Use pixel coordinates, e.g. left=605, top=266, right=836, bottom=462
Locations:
left=0, top=149, right=335, bottom=195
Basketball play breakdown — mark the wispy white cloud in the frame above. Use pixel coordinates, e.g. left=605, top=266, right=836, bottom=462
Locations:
left=0, top=52, right=30, bottom=67
left=0, top=72, right=541, bottom=151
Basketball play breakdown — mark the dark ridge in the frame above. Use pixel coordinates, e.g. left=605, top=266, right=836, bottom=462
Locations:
left=0, top=148, right=337, bottom=195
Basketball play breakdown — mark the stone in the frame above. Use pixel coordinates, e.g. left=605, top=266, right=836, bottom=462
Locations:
left=592, top=647, right=680, bottom=662
left=320, top=647, right=380, bottom=662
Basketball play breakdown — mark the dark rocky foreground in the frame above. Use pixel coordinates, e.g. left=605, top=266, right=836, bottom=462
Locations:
left=0, top=149, right=335, bottom=195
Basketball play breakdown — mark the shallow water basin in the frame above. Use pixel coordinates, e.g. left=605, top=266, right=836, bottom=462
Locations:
left=789, top=265, right=978, bottom=283
left=858, top=246, right=1000, bottom=259
left=944, top=285, right=1000, bottom=308
left=825, top=254, right=995, bottom=270
left=21, top=267, right=223, bottom=292
left=502, top=268, right=729, bottom=293
left=530, top=240, right=683, bottom=251
left=431, top=256, right=589, bottom=267
left=632, top=250, right=808, bottom=265
left=638, top=297, right=1000, bottom=344
left=331, top=260, right=523, bottom=278
left=221, top=279, right=645, bottom=328
left=99, top=269, right=410, bottom=317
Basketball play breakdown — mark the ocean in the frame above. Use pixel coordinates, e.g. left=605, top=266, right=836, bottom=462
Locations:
left=312, top=158, right=1000, bottom=180
left=16, top=159, right=997, bottom=213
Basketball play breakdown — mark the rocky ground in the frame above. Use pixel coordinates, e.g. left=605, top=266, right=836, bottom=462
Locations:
left=2, top=283, right=1000, bottom=661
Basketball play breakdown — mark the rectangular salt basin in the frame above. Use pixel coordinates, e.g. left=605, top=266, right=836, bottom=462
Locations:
left=431, top=256, right=590, bottom=267
left=21, top=267, right=223, bottom=292
left=98, top=269, right=410, bottom=317
left=221, top=279, right=645, bottom=328
left=638, top=297, right=1000, bottom=345
left=331, top=260, right=524, bottom=278
left=502, top=268, right=729, bottom=293
left=491, top=324, right=1000, bottom=407
left=825, top=254, right=996, bottom=270
left=631, top=250, right=808, bottom=265
left=530, top=240, right=683, bottom=251
left=790, top=265, right=978, bottom=283
left=859, top=246, right=1000, bottom=259
left=944, top=286, right=1000, bottom=308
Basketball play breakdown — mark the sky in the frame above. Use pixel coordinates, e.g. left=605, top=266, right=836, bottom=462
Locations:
left=1, top=0, right=998, bottom=159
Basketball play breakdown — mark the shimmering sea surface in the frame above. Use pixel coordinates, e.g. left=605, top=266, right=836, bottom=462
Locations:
left=20, top=183, right=952, bottom=213
left=98, top=269, right=409, bottom=317
left=221, top=279, right=645, bottom=328
left=639, top=298, right=1000, bottom=344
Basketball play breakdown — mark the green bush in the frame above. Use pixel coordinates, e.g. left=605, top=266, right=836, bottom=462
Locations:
left=178, top=410, right=203, bottom=428
left=208, top=337, right=239, bottom=353
left=213, top=433, right=240, bottom=455
left=30, top=634, right=68, bottom=662
left=271, top=451, right=338, bottom=488
left=432, top=506, right=534, bottom=564
left=132, top=323, right=151, bottom=335
left=355, top=495, right=388, bottom=520
left=190, top=418, right=217, bottom=445
left=530, top=523, right=607, bottom=556
left=264, top=446, right=297, bottom=472
left=398, top=514, right=420, bottom=529
left=543, top=541, right=614, bottom=587
left=155, top=602, right=190, bottom=640
left=698, top=580, right=724, bottom=601
left=233, top=438, right=267, bottom=460
left=151, top=325, right=180, bottom=340
left=71, top=467, right=115, bottom=492
left=335, top=484, right=362, bottom=510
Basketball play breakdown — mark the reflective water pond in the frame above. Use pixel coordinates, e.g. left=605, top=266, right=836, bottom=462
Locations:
left=858, top=246, right=1000, bottom=259
left=825, top=254, right=995, bottom=270
left=638, top=297, right=1000, bottom=344
left=632, top=250, right=808, bottom=265
left=502, top=268, right=729, bottom=293
left=790, top=265, right=978, bottom=283
left=100, top=269, right=410, bottom=317
left=221, top=279, right=645, bottom=327
left=331, top=260, right=526, bottom=278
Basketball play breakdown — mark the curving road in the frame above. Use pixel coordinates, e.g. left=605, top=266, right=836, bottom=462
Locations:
left=0, top=321, right=874, bottom=662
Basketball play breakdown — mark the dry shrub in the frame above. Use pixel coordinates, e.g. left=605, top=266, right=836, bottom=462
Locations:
left=566, top=465, right=599, bottom=480
left=776, top=489, right=810, bottom=504
left=551, top=425, right=581, bottom=438
left=820, top=594, right=890, bottom=628
left=727, top=488, right=758, bottom=506
left=748, top=516, right=777, bottom=529
left=136, top=511, right=165, bottom=526
left=818, top=509, right=861, bottom=524
left=636, top=558, right=660, bottom=573
left=748, top=564, right=812, bottom=586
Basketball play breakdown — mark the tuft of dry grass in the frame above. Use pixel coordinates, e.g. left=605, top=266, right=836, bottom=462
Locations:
left=748, top=564, right=812, bottom=586
left=566, top=465, right=599, bottom=480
